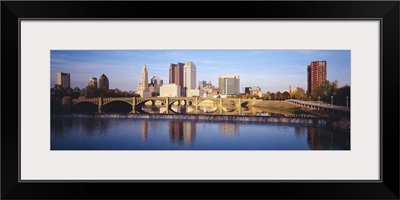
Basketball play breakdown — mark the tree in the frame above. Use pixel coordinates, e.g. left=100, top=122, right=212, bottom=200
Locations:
left=270, top=93, right=275, bottom=100
left=276, top=91, right=282, bottom=100
left=291, top=87, right=306, bottom=99
left=313, top=80, right=338, bottom=102
left=98, top=86, right=108, bottom=97
left=263, top=93, right=271, bottom=100
left=73, top=87, right=81, bottom=93
left=86, top=85, right=98, bottom=98
left=282, top=91, right=290, bottom=99
left=335, top=85, right=350, bottom=107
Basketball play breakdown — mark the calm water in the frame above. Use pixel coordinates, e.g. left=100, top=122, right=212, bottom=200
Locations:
left=51, top=117, right=350, bottom=150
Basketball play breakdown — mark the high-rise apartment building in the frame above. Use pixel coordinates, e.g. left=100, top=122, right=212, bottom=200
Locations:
left=307, top=60, right=327, bottom=96
left=218, top=75, right=240, bottom=95
left=98, top=74, right=109, bottom=90
left=56, top=72, right=70, bottom=89
left=88, top=77, right=97, bottom=88
left=183, top=61, right=196, bottom=91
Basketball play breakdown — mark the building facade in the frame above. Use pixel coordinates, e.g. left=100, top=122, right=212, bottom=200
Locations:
left=198, top=80, right=207, bottom=89
left=250, top=86, right=262, bottom=97
left=148, top=84, right=160, bottom=97
left=218, top=75, right=240, bottom=95
left=151, top=76, right=163, bottom=87
left=88, top=77, right=97, bottom=88
left=186, top=89, right=205, bottom=97
left=244, top=87, right=251, bottom=95
left=136, top=64, right=151, bottom=97
left=56, top=72, right=70, bottom=89
left=169, top=62, right=184, bottom=87
left=160, top=84, right=181, bottom=97
left=183, top=61, right=196, bottom=90
left=307, top=60, right=327, bottom=96
left=98, top=74, right=109, bottom=90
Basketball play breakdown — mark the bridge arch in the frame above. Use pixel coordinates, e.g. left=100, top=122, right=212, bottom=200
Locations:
left=71, top=101, right=98, bottom=113
left=103, top=99, right=133, bottom=106
left=101, top=100, right=133, bottom=113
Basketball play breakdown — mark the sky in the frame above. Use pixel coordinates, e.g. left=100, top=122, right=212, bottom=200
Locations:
left=50, top=50, right=350, bottom=93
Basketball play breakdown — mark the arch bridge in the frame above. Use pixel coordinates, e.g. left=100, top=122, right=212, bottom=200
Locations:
left=71, top=97, right=261, bottom=113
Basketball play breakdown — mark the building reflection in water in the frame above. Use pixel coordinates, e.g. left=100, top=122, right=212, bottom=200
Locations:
left=141, top=120, right=148, bottom=143
left=169, top=121, right=196, bottom=145
left=141, top=106, right=166, bottom=114
left=219, top=123, right=239, bottom=136
left=307, top=127, right=350, bottom=150
left=294, top=126, right=307, bottom=138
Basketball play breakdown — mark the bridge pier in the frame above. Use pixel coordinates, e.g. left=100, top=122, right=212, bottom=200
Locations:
left=131, top=97, right=137, bottom=113
left=166, top=97, right=169, bottom=114
left=98, top=97, right=103, bottom=113
left=195, top=97, right=199, bottom=114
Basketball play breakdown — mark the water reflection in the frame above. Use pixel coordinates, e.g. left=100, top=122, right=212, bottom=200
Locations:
left=219, top=123, right=239, bottom=136
left=141, top=120, right=148, bottom=142
left=169, top=121, right=196, bottom=145
left=307, top=127, right=350, bottom=150
left=141, top=105, right=167, bottom=114
left=51, top=118, right=350, bottom=150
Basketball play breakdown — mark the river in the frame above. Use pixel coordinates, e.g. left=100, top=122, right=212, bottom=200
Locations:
left=51, top=115, right=350, bottom=150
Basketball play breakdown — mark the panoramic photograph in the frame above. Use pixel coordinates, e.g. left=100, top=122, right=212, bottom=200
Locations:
left=50, top=50, right=351, bottom=150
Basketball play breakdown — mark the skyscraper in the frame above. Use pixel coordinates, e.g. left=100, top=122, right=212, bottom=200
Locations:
left=56, top=72, right=70, bottom=89
left=198, top=80, right=207, bottom=88
left=218, top=75, right=240, bottom=95
left=137, top=64, right=151, bottom=97
left=88, top=77, right=97, bottom=88
left=151, top=76, right=163, bottom=87
left=183, top=61, right=196, bottom=90
left=98, top=74, right=109, bottom=90
left=141, top=64, right=149, bottom=91
left=307, top=60, right=327, bottom=96
left=169, top=62, right=184, bottom=88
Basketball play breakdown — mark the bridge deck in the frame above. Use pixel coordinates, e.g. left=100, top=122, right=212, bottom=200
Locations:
left=286, top=99, right=350, bottom=113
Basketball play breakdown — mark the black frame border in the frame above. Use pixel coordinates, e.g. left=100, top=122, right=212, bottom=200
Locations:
left=2, top=1, right=399, bottom=199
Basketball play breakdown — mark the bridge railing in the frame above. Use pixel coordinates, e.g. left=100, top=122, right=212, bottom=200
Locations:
left=286, top=99, right=350, bottom=112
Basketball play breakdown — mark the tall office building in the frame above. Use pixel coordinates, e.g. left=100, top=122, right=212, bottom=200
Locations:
left=88, top=77, right=97, bottom=88
left=56, top=72, right=70, bottom=89
left=98, top=74, right=109, bottom=90
left=183, top=61, right=196, bottom=90
left=137, top=64, right=151, bottom=97
left=169, top=62, right=184, bottom=87
left=198, top=80, right=207, bottom=88
left=307, top=60, right=327, bottom=96
left=151, top=76, right=163, bottom=87
left=218, top=75, right=240, bottom=95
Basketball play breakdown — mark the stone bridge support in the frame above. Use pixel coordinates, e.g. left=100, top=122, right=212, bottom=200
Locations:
left=195, top=97, right=199, bottom=114
left=98, top=97, right=103, bottom=113
left=131, top=97, right=137, bottom=113
left=165, top=97, right=169, bottom=114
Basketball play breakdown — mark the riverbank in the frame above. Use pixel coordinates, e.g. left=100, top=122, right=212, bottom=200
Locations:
left=52, top=113, right=328, bottom=126
left=251, top=100, right=350, bottom=131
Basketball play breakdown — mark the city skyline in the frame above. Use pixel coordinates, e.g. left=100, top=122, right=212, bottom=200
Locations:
left=50, top=50, right=351, bottom=92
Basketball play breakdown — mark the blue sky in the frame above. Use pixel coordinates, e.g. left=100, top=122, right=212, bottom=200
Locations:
left=51, top=50, right=350, bottom=93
